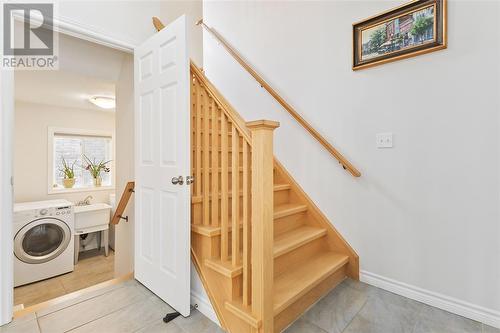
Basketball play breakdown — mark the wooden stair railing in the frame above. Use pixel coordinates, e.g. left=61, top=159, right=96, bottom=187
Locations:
left=190, top=63, right=358, bottom=333
left=111, top=181, right=135, bottom=225
left=196, top=19, right=361, bottom=177
left=191, top=62, right=278, bottom=332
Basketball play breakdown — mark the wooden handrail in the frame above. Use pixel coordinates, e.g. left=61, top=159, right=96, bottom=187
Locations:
left=196, top=19, right=361, bottom=177
left=152, top=17, right=165, bottom=31
left=111, top=181, right=135, bottom=225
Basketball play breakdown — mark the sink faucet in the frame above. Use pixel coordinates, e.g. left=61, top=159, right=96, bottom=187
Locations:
left=77, top=195, right=93, bottom=206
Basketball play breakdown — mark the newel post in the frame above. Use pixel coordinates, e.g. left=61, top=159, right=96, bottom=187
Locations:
left=247, top=120, right=279, bottom=333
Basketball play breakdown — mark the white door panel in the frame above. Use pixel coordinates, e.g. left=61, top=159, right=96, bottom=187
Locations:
left=134, top=15, right=190, bottom=317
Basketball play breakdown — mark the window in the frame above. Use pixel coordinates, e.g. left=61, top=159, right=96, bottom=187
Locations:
left=48, top=128, right=114, bottom=193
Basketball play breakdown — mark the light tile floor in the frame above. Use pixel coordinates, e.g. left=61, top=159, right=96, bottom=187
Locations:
left=2, top=278, right=499, bottom=333
left=14, top=249, right=115, bottom=307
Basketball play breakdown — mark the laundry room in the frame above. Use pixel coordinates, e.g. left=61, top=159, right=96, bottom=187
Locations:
left=11, top=29, right=135, bottom=310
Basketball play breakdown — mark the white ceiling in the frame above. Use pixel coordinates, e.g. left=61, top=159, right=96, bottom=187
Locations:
left=14, top=31, right=129, bottom=112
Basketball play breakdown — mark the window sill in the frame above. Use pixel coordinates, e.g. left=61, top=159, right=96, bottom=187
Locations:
left=48, top=186, right=115, bottom=195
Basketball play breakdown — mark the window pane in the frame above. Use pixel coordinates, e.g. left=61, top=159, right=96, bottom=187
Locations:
left=54, top=137, right=83, bottom=187
left=81, top=137, right=112, bottom=186
left=53, top=134, right=112, bottom=189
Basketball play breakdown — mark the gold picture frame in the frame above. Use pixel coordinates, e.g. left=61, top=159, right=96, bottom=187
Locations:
left=352, top=0, right=447, bottom=70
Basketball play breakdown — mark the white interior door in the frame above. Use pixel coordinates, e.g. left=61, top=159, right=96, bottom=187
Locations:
left=134, top=15, right=191, bottom=316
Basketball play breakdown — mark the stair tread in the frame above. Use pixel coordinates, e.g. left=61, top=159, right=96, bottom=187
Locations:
left=273, top=252, right=349, bottom=315
left=205, top=257, right=242, bottom=278
left=273, top=183, right=291, bottom=191
left=274, top=203, right=308, bottom=219
left=191, top=221, right=242, bottom=236
left=203, top=226, right=331, bottom=280
left=273, top=226, right=327, bottom=258
left=192, top=184, right=290, bottom=203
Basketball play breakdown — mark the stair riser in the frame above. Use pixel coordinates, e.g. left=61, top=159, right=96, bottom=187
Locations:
left=274, top=238, right=327, bottom=278
left=274, top=266, right=347, bottom=333
left=192, top=233, right=220, bottom=259
left=274, top=189, right=290, bottom=206
left=273, top=212, right=308, bottom=236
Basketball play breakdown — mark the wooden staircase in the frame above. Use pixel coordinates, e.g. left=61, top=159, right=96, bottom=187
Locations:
left=190, top=63, right=359, bottom=332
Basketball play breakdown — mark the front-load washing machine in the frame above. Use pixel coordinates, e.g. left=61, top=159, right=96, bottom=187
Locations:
left=13, top=199, right=75, bottom=287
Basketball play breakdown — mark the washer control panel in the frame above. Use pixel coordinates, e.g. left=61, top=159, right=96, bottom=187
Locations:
left=55, top=206, right=72, bottom=216
left=32, top=206, right=73, bottom=218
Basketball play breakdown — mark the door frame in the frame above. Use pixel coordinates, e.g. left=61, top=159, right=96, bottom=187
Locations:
left=0, top=14, right=135, bottom=326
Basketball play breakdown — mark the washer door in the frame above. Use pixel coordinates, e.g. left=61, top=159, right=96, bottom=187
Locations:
left=14, top=218, right=71, bottom=264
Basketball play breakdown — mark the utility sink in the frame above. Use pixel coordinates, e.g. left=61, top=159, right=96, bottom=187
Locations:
left=74, top=203, right=112, bottom=263
left=74, top=203, right=112, bottom=232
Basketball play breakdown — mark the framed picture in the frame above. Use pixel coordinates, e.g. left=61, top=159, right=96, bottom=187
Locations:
left=353, top=0, right=447, bottom=70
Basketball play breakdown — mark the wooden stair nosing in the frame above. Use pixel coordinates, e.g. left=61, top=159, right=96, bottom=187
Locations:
left=273, top=226, right=327, bottom=258
left=204, top=257, right=243, bottom=278
left=191, top=221, right=243, bottom=237
left=273, top=203, right=308, bottom=220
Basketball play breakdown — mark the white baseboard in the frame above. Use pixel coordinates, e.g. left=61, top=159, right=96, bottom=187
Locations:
left=360, top=270, right=500, bottom=329
left=190, top=290, right=220, bottom=326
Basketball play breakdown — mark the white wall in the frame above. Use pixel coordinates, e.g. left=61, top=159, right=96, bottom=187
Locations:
left=13, top=101, right=115, bottom=204
left=159, top=0, right=203, bottom=67
left=114, top=54, right=135, bottom=277
left=57, top=1, right=162, bottom=47
left=203, top=0, right=500, bottom=327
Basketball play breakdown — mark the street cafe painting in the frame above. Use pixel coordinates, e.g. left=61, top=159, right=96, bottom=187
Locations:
left=353, top=0, right=447, bottom=70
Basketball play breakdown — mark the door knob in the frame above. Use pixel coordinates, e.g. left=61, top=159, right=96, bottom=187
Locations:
left=186, top=176, right=194, bottom=185
left=171, top=176, right=184, bottom=185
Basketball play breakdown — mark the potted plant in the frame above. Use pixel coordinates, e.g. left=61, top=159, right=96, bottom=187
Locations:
left=83, top=155, right=111, bottom=187
left=59, top=157, right=76, bottom=188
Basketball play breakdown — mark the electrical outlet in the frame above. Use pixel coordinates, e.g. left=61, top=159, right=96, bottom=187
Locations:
left=376, top=133, right=393, bottom=148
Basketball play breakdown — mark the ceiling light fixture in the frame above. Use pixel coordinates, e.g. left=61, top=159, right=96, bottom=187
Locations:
left=89, top=96, right=116, bottom=109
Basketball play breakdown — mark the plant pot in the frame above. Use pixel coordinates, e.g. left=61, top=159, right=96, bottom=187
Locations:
left=63, top=178, right=75, bottom=188
left=93, top=177, right=102, bottom=187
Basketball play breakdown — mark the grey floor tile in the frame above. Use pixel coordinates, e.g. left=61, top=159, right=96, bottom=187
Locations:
left=36, top=279, right=139, bottom=317
left=37, top=283, right=150, bottom=333
left=343, top=288, right=424, bottom=333
left=413, top=304, right=481, bottom=333
left=68, top=295, right=173, bottom=333
left=302, top=281, right=368, bottom=333
left=0, top=318, right=40, bottom=333
left=284, top=318, right=328, bottom=333
left=483, top=324, right=500, bottom=333
left=173, top=310, right=224, bottom=333
left=342, top=279, right=378, bottom=296
left=135, top=320, right=185, bottom=333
